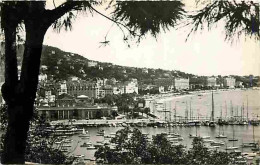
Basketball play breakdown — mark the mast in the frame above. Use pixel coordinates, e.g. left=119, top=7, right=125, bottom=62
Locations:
left=185, top=101, right=188, bottom=122
left=236, top=105, right=239, bottom=121
left=169, top=110, right=171, bottom=122
left=174, top=103, right=177, bottom=123
left=196, top=124, right=198, bottom=136
left=211, top=91, right=214, bottom=121
left=225, top=101, right=227, bottom=120
left=233, top=125, right=235, bottom=147
left=190, top=99, right=192, bottom=121
left=253, top=124, right=255, bottom=143
left=230, top=100, right=233, bottom=119
left=242, top=102, right=245, bottom=121
left=241, top=105, right=243, bottom=121
left=247, top=96, right=249, bottom=121
left=220, top=105, right=223, bottom=120
left=164, top=102, right=167, bottom=121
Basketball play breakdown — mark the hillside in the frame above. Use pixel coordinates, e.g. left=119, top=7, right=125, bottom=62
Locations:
left=24, top=45, right=194, bottom=83
left=2, top=44, right=258, bottom=86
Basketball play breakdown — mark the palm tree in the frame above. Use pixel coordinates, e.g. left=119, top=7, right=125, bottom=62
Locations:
left=0, top=1, right=185, bottom=163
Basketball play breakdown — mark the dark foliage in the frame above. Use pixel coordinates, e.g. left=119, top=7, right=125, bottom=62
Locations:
left=0, top=105, right=74, bottom=164
left=95, top=127, right=238, bottom=164
left=188, top=1, right=260, bottom=41
left=113, top=1, right=185, bottom=39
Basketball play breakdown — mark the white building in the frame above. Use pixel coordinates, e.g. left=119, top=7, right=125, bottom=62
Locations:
left=224, top=77, right=236, bottom=88
left=88, top=60, right=98, bottom=67
left=207, top=77, right=217, bottom=87
left=112, top=79, right=138, bottom=95
left=45, top=90, right=56, bottom=103
left=174, top=78, right=189, bottom=90
left=39, top=73, right=47, bottom=82
left=158, top=86, right=165, bottom=93
left=113, top=86, right=122, bottom=95
left=123, top=81, right=138, bottom=94
left=58, top=81, right=67, bottom=95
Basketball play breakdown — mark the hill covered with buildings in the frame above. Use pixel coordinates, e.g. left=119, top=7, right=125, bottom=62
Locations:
left=1, top=44, right=260, bottom=120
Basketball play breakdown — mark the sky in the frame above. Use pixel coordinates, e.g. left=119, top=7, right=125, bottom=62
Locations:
left=43, top=1, right=260, bottom=77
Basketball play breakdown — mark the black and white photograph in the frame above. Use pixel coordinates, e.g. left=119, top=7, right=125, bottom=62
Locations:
left=0, top=0, right=260, bottom=164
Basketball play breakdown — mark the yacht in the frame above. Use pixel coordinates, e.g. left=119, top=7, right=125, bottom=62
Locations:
left=78, top=128, right=90, bottom=138
left=97, top=129, right=105, bottom=136
left=226, top=146, right=239, bottom=150
left=216, top=134, right=227, bottom=138
left=210, top=141, right=225, bottom=146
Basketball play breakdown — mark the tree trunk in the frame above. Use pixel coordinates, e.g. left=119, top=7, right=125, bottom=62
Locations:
left=1, top=19, right=47, bottom=164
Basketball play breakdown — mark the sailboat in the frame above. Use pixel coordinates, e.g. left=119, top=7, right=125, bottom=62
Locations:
left=226, top=126, right=239, bottom=150
left=216, top=125, right=227, bottom=138
left=78, top=128, right=90, bottom=138
left=242, top=123, right=258, bottom=150
left=228, top=125, right=238, bottom=141
left=189, top=125, right=199, bottom=138
left=226, top=145, right=239, bottom=150
left=209, top=91, right=216, bottom=127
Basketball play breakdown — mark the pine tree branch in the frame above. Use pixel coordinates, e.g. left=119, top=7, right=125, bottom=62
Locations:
left=46, top=1, right=88, bottom=26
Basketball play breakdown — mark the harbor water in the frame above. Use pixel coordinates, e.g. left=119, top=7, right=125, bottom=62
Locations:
left=150, top=89, right=260, bottom=121
left=68, top=89, right=260, bottom=161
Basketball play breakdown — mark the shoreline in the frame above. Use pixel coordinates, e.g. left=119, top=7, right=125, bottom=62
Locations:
left=143, top=88, right=252, bottom=102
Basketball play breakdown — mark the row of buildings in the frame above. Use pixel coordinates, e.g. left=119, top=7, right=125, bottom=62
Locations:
left=153, top=76, right=237, bottom=93
left=38, top=76, right=139, bottom=106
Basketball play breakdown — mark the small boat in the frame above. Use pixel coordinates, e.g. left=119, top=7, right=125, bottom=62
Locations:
left=61, top=148, right=68, bottom=152
left=62, top=144, right=71, bottom=148
left=80, top=142, right=90, bottom=147
left=189, top=134, right=199, bottom=138
left=203, top=139, right=214, bottom=143
left=216, top=124, right=227, bottom=138
left=206, top=146, right=220, bottom=150
left=104, top=135, right=112, bottom=139
left=142, top=132, right=149, bottom=136
left=211, top=141, right=225, bottom=146
left=169, top=137, right=183, bottom=141
left=251, top=147, right=259, bottom=151
left=78, top=128, right=90, bottom=138
left=63, top=139, right=73, bottom=143
left=241, top=142, right=257, bottom=148
left=226, top=146, right=239, bottom=150
left=94, top=143, right=103, bottom=148
left=86, top=145, right=96, bottom=150
left=233, top=150, right=242, bottom=154
left=55, top=141, right=63, bottom=144
left=228, top=125, right=238, bottom=141
left=110, top=132, right=116, bottom=136
left=168, top=132, right=181, bottom=137
left=215, top=134, right=227, bottom=138
left=74, top=155, right=85, bottom=158
left=201, top=136, right=210, bottom=139
left=97, top=130, right=105, bottom=136
left=209, top=121, right=216, bottom=127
